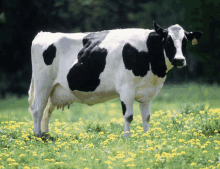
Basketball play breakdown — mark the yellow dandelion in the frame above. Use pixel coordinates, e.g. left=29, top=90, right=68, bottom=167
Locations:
left=7, top=158, right=12, bottom=162
left=23, top=166, right=30, bottom=169
left=105, top=160, right=112, bottom=165
left=33, top=152, right=37, bottom=156
left=191, top=162, right=196, bottom=166
left=88, top=143, right=94, bottom=148
left=19, top=154, right=25, bottom=157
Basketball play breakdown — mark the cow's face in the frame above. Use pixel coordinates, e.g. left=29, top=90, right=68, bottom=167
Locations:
left=153, top=22, right=203, bottom=68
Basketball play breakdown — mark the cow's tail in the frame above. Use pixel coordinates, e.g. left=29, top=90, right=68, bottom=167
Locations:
left=28, top=77, right=34, bottom=108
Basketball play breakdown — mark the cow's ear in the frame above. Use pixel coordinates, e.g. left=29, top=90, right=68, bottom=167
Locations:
left=185, top=31, right=203, bottom=41
left=153, top=21, right=167, bottom=37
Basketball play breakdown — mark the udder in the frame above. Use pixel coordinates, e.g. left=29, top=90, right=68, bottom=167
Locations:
left=50, top=84, right=75, bottom=108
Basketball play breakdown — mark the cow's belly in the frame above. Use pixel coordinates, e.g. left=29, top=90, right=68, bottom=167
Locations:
left=72, top=90, right=118, bottom=105
left=50, top=83, right=118, bottom=107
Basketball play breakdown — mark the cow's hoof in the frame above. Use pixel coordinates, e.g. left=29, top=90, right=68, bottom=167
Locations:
left=41, top=132, right=49, bottom=138
left=41, top=132, right=55, bottom=141
left=123, top=132, right=131, bottom=137
left=35, top=133, right=41, bottom=137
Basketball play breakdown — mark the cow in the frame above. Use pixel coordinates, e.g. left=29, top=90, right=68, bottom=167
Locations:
left=28, top=22, right=203, bottom=137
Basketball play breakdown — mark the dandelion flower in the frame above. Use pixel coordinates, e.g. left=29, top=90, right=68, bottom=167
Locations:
left=23, top=166, right=30, bottom=169
left=105, top=160, right=112, bottom=165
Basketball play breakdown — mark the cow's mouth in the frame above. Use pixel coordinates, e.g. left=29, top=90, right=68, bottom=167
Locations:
left=173, top=59, right=186, bottom=68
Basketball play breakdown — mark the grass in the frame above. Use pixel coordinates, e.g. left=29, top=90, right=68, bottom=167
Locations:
left=0, top=83, right=220, bottom=168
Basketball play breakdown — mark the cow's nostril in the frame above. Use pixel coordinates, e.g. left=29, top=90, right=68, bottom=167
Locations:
left=174, top=59, right=184, bottom=67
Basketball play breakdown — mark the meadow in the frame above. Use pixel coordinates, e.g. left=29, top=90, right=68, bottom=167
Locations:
left=0, top=83, right=220, bottom=169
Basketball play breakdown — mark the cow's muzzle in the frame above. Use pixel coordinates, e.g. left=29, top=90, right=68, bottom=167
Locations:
left=173, top=58, right=186, bottom=68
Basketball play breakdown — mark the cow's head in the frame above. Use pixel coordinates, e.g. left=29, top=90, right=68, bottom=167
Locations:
left=153, top=22, right=203, bottom=68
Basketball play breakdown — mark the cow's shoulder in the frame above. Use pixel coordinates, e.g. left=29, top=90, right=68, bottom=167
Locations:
left=147, top=32, right=164, bottom=53
left=122, top=43, right=150, bottom=77
left=146, top=32, right=167, bottom=78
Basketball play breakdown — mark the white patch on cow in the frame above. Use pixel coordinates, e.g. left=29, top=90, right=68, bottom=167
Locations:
left=168, top=25, right=186, bottom=67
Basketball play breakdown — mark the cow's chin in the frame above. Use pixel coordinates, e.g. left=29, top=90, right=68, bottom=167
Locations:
left=172, top=61, right=186, bottom=68
left=176, top=65, right=185, bottom=68
left=173, top=62, right=186, bottom=68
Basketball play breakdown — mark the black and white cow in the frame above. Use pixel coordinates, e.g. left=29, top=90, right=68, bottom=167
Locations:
left=28, top=22, right=203, bottom=137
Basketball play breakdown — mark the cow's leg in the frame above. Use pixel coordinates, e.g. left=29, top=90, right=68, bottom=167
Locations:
left=31, top=92, right=50, bottom=137
left=30, top=79, right=52, bottom=137
left=41, top=98, right=55, bottom=134
left=139, top=102, right=151, bottom=133
left=119, top=89, right=135, bottom=137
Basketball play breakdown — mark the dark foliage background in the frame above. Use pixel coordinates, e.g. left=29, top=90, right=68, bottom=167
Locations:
left=0, top=0, right=219, bottom=98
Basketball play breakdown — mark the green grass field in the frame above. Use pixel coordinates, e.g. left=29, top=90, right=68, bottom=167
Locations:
left=0, top=83, right=220, bottom=169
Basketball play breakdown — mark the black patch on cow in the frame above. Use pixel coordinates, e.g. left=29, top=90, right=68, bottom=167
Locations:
left=127, top=115, right=133, bottom=123
left=146, top=32, right=167, bottom=78
left=67, top=31, right=109, bottom=92
left=43, top=44, right=56, bottom=65
left=164, top=35, right=176, bottom=64
left=122, top=43, right=150, bottom=77
left=182, top=38, right=187, bottom=56
left=121, top=101, right=126, bottom=116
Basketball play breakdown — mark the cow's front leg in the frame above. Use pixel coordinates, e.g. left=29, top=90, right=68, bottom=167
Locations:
left=139, top=102, right=151, bottom=133
left=119, top=90, right=135, bottom=137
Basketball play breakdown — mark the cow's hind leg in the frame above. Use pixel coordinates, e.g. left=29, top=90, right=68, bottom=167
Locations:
left=31, top=92, right=50, bottom=137
left=41, top=98, right=55, bottom=134
left=30, top=78, right=53, bottom=137
left=119, top=88, right=135, bottom=137
left=139, top=102, right=151, bottom=133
